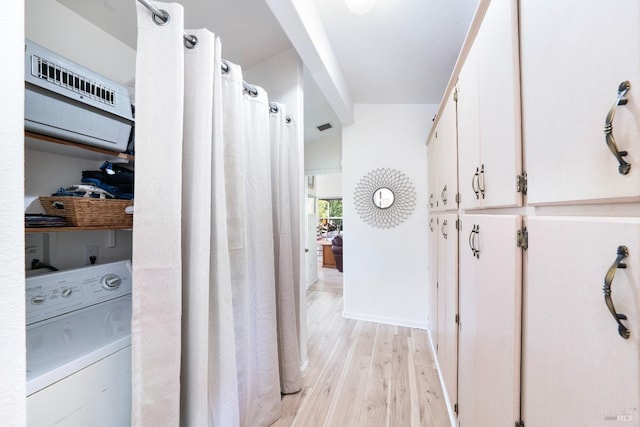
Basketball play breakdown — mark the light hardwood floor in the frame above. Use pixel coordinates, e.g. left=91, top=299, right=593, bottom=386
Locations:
left=271, top=264, right=450, bottom=427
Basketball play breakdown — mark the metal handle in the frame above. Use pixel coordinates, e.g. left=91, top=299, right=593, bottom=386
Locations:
left=429, top=193, right=434, bottom=208
left=603, top=245, right=630, bottom=339
left=468, top=224, right=479, bottom=258
left=479, top=164, right=486, bottom=199
left=441, top=219, right=448, bottom=239
left=472, top=167, right=480, bottom=199
left=441, top=185, right=448, bottom=206
left=429, top=217, right=434, bottom=232
left=472, top=224, right=480, bottom=258
left=604, top=81, right=631, bottom=175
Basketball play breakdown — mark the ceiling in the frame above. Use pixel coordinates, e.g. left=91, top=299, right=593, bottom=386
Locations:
left=56, top=0, right=478, bottom=142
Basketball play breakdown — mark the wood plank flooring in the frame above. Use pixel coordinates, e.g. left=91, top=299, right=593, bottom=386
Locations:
left=271, top=265, right=450, bottom=427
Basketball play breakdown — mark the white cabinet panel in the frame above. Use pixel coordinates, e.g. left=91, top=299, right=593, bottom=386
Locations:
left=437, top=95, right=458, bottom=211
left=524, top=217, right=640, bottom=426
left=521, top=0, right=640, bottom=205
left=427, top=214, right=438, bottom=333
left=429, top=92, right=458, bottom=212
left=457, top=0, right=522, bottom=210
left=457, top=46, right=481, bottom=210
left=437, top=213, right=458, bottom=407
left=458, top=214, right=522, bottom=426
left=428, top=134, right=438, bottom=212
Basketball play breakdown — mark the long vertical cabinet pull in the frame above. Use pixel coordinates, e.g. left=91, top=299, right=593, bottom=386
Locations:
left=603, top=245, right=631, bottom=339
left=604, top=81, right=632, bottom=175
left=472, top=167, right=480, bottom=199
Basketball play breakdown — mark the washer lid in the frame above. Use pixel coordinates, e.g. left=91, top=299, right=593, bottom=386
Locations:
left=26, top=295, right=131, bottom=396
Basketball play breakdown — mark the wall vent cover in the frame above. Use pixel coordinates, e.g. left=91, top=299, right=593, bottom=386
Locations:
left=317, top=122, right=333, bottom=131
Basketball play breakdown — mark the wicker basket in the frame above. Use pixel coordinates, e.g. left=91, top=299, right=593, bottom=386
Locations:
left=39, top=197, right=133, bottom=227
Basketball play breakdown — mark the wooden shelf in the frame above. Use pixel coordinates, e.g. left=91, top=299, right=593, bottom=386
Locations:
left=26, top=225, right=132, bottom=233
left=25, top=131, right=134, bottom=162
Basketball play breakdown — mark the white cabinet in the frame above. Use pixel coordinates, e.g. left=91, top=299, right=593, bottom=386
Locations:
left=427, top=214, right=438, bottom=333
left=458, top=214, right=522, bottom=426
left=524, top=217, right=640, bottom=426
left=436, top=213, right=459, bottom=407
left=428, top=213, right=459, bottom=408
left=520, top=0, right=640, bottom=205
left=457, top=0, right=522, bottom=210
left=428, top=92, right=458, bottom=212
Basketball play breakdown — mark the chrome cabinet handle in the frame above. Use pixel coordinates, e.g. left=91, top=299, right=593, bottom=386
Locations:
left=468, top=224, right=479, bottom=258
left=441, top=185, right=448, bottom=206
left=603, top=245, right=630, bottom=339
left=429, top=193, right=434, bottom=208
left=441, top=219, right=448, bottom=239
left=604, top=81, right=631, bottom=175
left=479, top=164, right=486, bottom=199
left=472, top=167, right=480, bottom=199
left=429, top=217, right=434, bottom=232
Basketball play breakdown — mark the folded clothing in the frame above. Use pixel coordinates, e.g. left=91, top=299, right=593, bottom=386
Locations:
left=52, top=184, right=115, bottom=199
left=80, top=161, right=134, bottom=200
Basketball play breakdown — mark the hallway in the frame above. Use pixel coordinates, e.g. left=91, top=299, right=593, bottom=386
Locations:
left=271, top=266, right=449, bottom=426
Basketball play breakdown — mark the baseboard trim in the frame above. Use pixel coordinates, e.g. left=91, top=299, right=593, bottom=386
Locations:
left=427, top=329, right=457, bottom=427
left=342, top=311, right=428, bottom=329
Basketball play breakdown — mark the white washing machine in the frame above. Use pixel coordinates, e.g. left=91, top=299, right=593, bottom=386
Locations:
left=26, top=260, right=133, bottom=427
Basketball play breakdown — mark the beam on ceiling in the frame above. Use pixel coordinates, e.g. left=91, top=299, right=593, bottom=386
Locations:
left=264, top=0, right=354, bottom=125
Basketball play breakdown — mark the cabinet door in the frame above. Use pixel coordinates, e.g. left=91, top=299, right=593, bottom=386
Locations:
left=458, top=0, right=522, bottom=210
left=437, top=94, right=458, bottom=211
left=458, top=214, right=522, bottom=426
left=457, top=46, right=481, bottom=210
left=521, top=0, right=640, bottom=205
left=524, top=217, right=640, bottom=426
left=427, top=214, right=438, bottom=333
left=427, top=133, right=438, bottom=212
left=475, top=0, right=522, bottom=209
left=437, top=213, right=459, bottom=409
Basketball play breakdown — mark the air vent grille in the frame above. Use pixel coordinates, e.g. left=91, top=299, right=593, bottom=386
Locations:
left=31, top=55, right=115, bottom=106
left=317, top=122, right=333, bottom=132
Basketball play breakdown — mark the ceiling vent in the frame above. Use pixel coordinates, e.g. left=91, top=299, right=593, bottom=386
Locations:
left=316, top=122, right=333, bottom=132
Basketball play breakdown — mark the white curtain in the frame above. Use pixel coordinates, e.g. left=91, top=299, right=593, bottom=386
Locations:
left=133, top=2, right=301, bottom=426
left=269, top=104, right=302, bottom=394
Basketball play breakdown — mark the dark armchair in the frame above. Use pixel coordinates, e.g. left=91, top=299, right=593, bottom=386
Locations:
left=331, top=234, right=343, bottom=272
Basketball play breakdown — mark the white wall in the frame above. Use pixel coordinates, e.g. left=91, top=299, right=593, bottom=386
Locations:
left=25, top=0, right=136, bottom=87
left=342, top=103, right=438, bottom=328
left=315, top=173, right=342, bottom=199
left=305, top=133, right=342, bottom=175
left=1, top=1, right=25, bottom=425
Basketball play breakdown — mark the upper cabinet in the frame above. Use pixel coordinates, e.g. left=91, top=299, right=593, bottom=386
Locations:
left=428, top=91, right=458, bottom=212
left=457, top=0, right=522, bottom=210
left=520, top=0, right=640, bottom=205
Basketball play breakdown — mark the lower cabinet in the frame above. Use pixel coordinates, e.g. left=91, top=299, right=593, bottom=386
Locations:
left=458, top=214, right=522, bottom=426
left=437, top=213, right=459, bottom=408
left=524, top=217, right=640, bottom=426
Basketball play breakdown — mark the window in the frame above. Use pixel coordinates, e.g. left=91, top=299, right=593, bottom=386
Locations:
left=317, top=198, right=343, bottom=239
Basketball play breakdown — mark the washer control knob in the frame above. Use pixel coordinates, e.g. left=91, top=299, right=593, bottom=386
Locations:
left=61, top=288, right=73, bottom=298
left=102, top=274, right=122, bottom=290
left=31, top=295, right=46, bottom=305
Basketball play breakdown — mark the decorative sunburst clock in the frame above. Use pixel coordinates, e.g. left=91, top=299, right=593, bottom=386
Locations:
left=353, top=168, right=417, bottom=229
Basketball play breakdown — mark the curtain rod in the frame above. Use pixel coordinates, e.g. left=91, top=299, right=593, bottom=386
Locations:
left=136, top=0, right=291, bottom=123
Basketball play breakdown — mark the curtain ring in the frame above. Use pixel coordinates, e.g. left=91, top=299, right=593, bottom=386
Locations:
left=152, top=9, right=169, bottom=26
left=184, top=34, right=198, bottom=49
